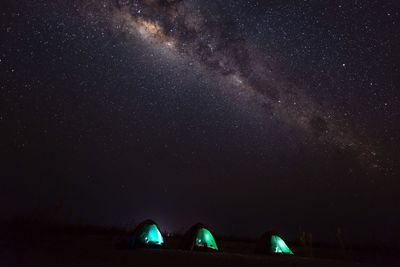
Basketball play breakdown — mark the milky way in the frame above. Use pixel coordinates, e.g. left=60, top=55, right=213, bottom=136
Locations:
left=2, top=0, right=400, bottom=244
left=78, top=0, right=381, bottom=168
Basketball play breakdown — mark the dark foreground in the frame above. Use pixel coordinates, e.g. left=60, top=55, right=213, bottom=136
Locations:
left=1, top=230, right=398, bottom=267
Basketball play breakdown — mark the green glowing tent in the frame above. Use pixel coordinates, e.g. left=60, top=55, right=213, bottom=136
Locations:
left=256, top=231, right=294, bottom=255
left=180, top=223, right=219, bottom=251
left=129, top=220, right=164, bottom=248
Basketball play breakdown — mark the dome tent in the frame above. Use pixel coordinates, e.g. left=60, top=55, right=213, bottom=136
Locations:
left=256, top=231, right=294, bottom=255
left=129, top=219, right=164, bottom=248
left=180, top=223, right=219, bottom=251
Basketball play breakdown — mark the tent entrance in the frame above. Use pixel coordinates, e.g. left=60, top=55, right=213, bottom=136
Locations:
left=194, top=228, right=218, bottom=251
left=270, top=235, right=293, bottom=255
left=138, top=224, right=164, bottom=246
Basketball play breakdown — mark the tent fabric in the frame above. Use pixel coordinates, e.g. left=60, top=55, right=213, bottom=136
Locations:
left=129, top=219, right=164, bottom=248
left=180, top=223, right=219, bottom=251
left=256, top=231, right=294, bottom=255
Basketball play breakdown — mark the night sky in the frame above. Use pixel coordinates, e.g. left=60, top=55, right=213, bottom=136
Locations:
left=1, top=0, right=399, bottom=244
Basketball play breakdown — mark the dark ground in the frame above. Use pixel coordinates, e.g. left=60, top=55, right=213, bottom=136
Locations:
left=1, top=223, right=398, bottom=266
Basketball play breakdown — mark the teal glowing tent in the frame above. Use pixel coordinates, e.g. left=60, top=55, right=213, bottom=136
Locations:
left=129, top=220, right=164, bottom=248
left=180, top=223, right=219, bottom=251
left=256, top=231, right=294, bottom=255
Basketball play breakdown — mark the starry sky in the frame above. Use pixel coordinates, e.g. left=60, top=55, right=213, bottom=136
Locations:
left=1, top=0, right=399, bottom=244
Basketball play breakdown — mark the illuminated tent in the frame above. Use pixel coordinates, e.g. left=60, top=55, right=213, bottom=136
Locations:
left=180, top=223, right=219, bottom=251
left=256, top=231, right=294, bottom=255
left=129, top=220, right=164, bottom=248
